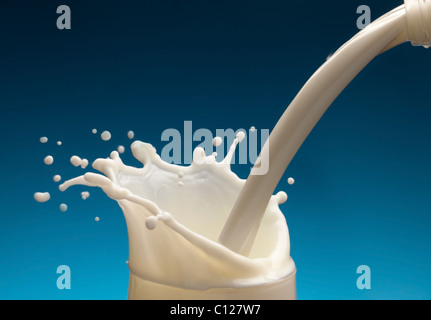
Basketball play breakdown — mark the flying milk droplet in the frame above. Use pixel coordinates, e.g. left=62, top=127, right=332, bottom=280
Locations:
left=236, top=131, right=246, bottom=142
left=44, top=155, right=54, bottom=165
left=80, top=159, right=89, bottom=169
left=101, top=131, right=112, bottom=141
left=70, top=155, right=82, bottom=167
left=276, top=191, right=288, bottom=204
left=212, top=137, right=222, bottom=147
left=34, top=192, right=50, bottom=203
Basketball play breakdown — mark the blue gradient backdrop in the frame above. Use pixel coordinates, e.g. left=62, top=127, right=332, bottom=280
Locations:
left=1, top=0, right=430, bottom=299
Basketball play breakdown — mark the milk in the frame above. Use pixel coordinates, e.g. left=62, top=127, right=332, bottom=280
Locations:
left=70, top=155, right=89, bottom=169
left=101, top=131, right=112, bottom=141
left=34, top=192, right=50, bottom=203
left=44, top=155, right=54, bottom=165
left=39, top=0, right=430, bottom=299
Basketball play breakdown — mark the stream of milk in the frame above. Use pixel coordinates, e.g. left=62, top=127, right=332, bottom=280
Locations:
left=219, top=1, right=430, bottom=255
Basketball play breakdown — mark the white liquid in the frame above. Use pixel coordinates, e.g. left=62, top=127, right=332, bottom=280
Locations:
left=236, top=130, right=246, bottom=142
left=81, top=159, right=89, bottom=169
left=44, top=155, right=54, bottom=165
left=53, top=175, right=62, bottom=182
left=70, top=155, right=81, bottom=167
left=127, top=131, right=135, bottom=139
left=59, top=204, right=68, bottom=212
left=101, top=131, right=112, bottom=141
left=70, top=155, right=88, bottom=169
left=34, top=192, right=50, bottom=203
left=81, top=191, right=90, bottom=200
left=117, top=145, right=125, bottom=154
left=40, top=137, right=48, bottom=144
left=92, top=129, right=98, bottom=134
left=57, top=141, right=62, bottom=146
left=212, top=137, right=222, bottom=147
left=287, top=177, right=295, bottom=185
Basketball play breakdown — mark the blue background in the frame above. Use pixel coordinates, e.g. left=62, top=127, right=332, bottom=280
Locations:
left=1, top=0, right=430, bottom=299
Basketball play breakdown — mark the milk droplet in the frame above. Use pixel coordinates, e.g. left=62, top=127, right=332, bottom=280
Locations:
left=250, top=126, right=256, bottom=132
left=212, top=136, right=222, bottom=147
left=44, top=155, right=54, bottom=165
left=101, top=131, right=112, bottom=141
left=127, top=131, right=135, bottom=139
left=53, top=175, right=61, bottom=182
left=178, top=181, right=184, bottom=187
left=59, top=203, right=68, bottom=212
left=70, top=155, right=82, bottom=167
left=70, top=156, right=88, bottom=168
left=34, top=192, right=50, bottom=203
left=177, top=171, right=184, bottom=178
left=117, top=145, right=125, bottom=154
left=80, top=159, right=89, bottom=169
left=57, top=141, right=62, bottom=146
left=40, top=137, right=48, bottom=144
left=81, top=191, right=90, bottom=200
left=287, top=177, right=295, bottom=185
left=95, top=216, right=100, bottom=222
left=236, top=131, right=246, bottom=142
left=145, top=216, right=158, bottom=230
left=92, top=129, right=97, bottom=134
left=276, top=191, right=288, bottom=204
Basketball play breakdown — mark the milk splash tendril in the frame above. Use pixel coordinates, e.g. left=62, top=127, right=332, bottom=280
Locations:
left=59, top=137, right=296, bottom=298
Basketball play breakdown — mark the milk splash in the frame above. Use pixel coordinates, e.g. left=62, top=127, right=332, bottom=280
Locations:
left=59, top=135, right=295, bottom=294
